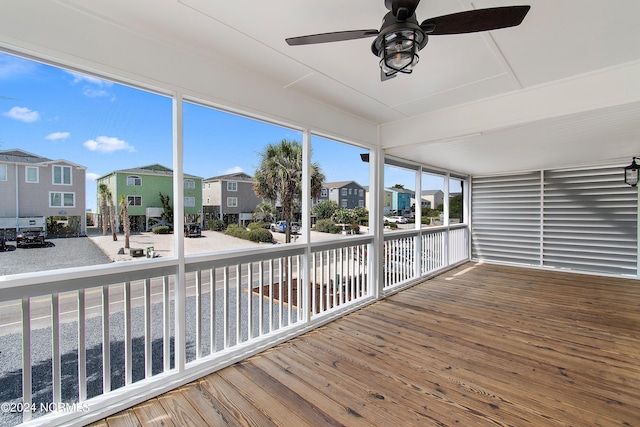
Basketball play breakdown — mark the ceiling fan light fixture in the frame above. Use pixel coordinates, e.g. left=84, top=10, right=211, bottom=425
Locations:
left=376, top=28, right=425, bottom=76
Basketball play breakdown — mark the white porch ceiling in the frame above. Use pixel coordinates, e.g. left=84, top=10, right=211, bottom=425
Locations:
left=2, top=0, right=639, bottom=175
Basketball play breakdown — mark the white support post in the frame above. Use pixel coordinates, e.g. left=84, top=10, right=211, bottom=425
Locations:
left=443, top=173, right=450, bottom=266
left=371, top=147, right=385, bottom=298
left=301, top=129, right=311, bottom=322
left=414, top=167, right=422, bottom=278
left=173, top=93, right=186, bottom=372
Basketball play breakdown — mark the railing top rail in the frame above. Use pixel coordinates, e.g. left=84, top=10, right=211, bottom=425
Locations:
left=0, top=258, right=177, bottom=302
left=310, top=235, right=374, bottom=252
left=185, top=244, right=307, bottom=272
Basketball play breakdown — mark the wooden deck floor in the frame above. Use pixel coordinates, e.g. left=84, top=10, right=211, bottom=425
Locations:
left=93, top=263, right=640, bottom=426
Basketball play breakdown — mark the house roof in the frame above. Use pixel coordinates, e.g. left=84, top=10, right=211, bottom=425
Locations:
left=323, top=180, right=364, bottom=189
left=0, top=149, right=85, bottom=168
left=204, top=172, right=254, bottom=182
left=102, top=164, right=202, bottom=180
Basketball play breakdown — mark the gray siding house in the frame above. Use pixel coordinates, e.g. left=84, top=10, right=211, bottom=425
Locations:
left=202, top=172, right=263, bottom=226
left=0, top=149, right=86, bottom=237
left=315, top=181, right=366, bottom=209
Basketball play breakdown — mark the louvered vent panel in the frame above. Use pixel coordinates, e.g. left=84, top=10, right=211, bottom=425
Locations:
left=543, top=167, right=638, bottom=275
left=472, top=172, right=542, bottom=265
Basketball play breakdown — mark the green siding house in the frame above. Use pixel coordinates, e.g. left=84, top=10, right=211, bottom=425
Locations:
left=96, top=164, right=203, bottom=231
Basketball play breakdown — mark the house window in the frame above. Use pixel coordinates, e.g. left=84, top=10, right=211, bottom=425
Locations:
left=127, top=175, right=142, bottom=186
left=0, top=164, right=6, bottom=181
left=227, top=197, right=238, bottom=207
left=50, top=192, right=75, bottom=207
left=359, top=189, right=364, bottom=197
left=26, top=166, right=39, bottom=183
left=358, top=200, right=365, bottom=207
left=341, top=199, right=348, bottom=208
left=53, top=165, right=72, bottom=185
left=341, top=188, right=347, bottom=196
left=321, top=188, right=328, bottom=197
left=184, top=197, right=195, bottom=207
left=349, top=188, right=353, bottom=195
left=184, top=179, right=195, bottom=189
left=127, top=195, right=142, bottom=206
left=227, top=181, right=238, bottom=191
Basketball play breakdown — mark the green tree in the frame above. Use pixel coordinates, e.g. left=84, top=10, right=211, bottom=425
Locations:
left=312, top=199, right=339, bottom=220
left=254, top=139, right=325, bottom=243
left=119, top=195, right=131, bottom=249
left=159, top=192, right=173, bottom=225
left=98, top=183, right=110, bottom=236
left=253, top=201, right=276, bottom=223
left=108, top=190, right=118, bottom=241
left=333, top=208, right=358, bottom=225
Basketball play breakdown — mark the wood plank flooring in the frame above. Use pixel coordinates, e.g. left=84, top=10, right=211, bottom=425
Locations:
left=93, top=263, right=640, bottom=426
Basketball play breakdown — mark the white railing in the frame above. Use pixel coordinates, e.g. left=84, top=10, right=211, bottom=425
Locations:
left=383, top=226, right=470, bottom=291
left=0, top=228, right=467, bottom=426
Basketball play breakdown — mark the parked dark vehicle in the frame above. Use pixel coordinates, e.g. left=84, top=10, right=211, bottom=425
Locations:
left=0, top=231, right=6, bottom=251
left=185, top=223, right=201, bottom=238
left=16, top=228, right=46, bottom=247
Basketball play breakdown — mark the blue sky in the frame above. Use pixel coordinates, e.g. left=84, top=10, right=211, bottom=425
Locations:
left=1, top=51, right=448, bottom=211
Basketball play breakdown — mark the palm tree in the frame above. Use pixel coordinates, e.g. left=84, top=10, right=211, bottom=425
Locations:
left=253, top=201, right=276, bottom=223
left=119, top=195, right=131, bottom=249
left=254, top=139, right=324, bottom=243
left=108, top=189, right=118, bottom=241
left=98, top=183, right=110, bottom=236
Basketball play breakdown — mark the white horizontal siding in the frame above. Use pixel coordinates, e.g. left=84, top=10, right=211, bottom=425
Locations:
left=472, top=165, right=638, bottom=276
left=543, top=166, right=637, bottom=275
left=472, top=172, right=542, bottom=265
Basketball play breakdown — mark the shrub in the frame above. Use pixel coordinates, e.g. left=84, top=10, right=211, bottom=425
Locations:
left=248, top=228, right=273, bottom=243
left=208, top=219, right=225, bottom=231
left=315, top=219, right=346, bottom=234
left=225, top=224, right=248, bottom=240
left=248, top=221, right=270, bottom=230
left=152, top=225, right=171, bottom=234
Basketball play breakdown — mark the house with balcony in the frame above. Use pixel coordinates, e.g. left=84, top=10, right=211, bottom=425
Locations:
left=314, top=180, right=366, bottom=209
left=202, top=172, right=263, bottom=226
left=0, top=149, right=86, bottom=238
left=96, top=164, right=203, bottom=231
left=1, top=2, right=639, bottom=427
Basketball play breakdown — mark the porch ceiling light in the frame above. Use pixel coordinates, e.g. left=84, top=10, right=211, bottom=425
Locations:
left=372, top=25, right=427, bottom=78
left=624, top=157, right=639, bottom=187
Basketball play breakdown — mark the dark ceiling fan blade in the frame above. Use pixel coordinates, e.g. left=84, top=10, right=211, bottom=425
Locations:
left=420, top=5, right=530, bottom=35
left=286, top=29, right=379, bottom=46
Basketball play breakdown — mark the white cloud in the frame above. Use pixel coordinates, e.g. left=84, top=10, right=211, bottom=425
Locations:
left=45, top=131, right=70, bottom=141
left=86, top=172, right=101, bottom=181
left=84, top=136, right=135, bottom=153
left=83, top=88, right=109, bottom=98
left=0, top=54, right=38, bottom=80
left=224, top=166, right=244, bottom=174
left=3, top=106, right=39, bottom=122
left=68, top=71, right=112, bottom=88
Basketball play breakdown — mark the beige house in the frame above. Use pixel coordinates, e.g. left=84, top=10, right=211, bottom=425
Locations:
left=0, top=149, right=86, bottom=237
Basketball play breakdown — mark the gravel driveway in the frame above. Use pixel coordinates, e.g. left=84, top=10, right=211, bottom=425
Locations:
left=0, top=237, right=112, bottom=277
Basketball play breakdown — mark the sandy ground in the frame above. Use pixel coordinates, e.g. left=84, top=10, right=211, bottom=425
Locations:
left=87, top=228, right=265, bottom=262
left=87, top=226, right=355, bottom=262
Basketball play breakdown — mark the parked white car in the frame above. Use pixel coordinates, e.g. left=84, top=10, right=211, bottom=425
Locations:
left=385, top=216, right=408, bottom=224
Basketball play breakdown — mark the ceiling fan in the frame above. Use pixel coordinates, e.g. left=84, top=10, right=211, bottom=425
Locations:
left=286, top=0, right=530, bottom=81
